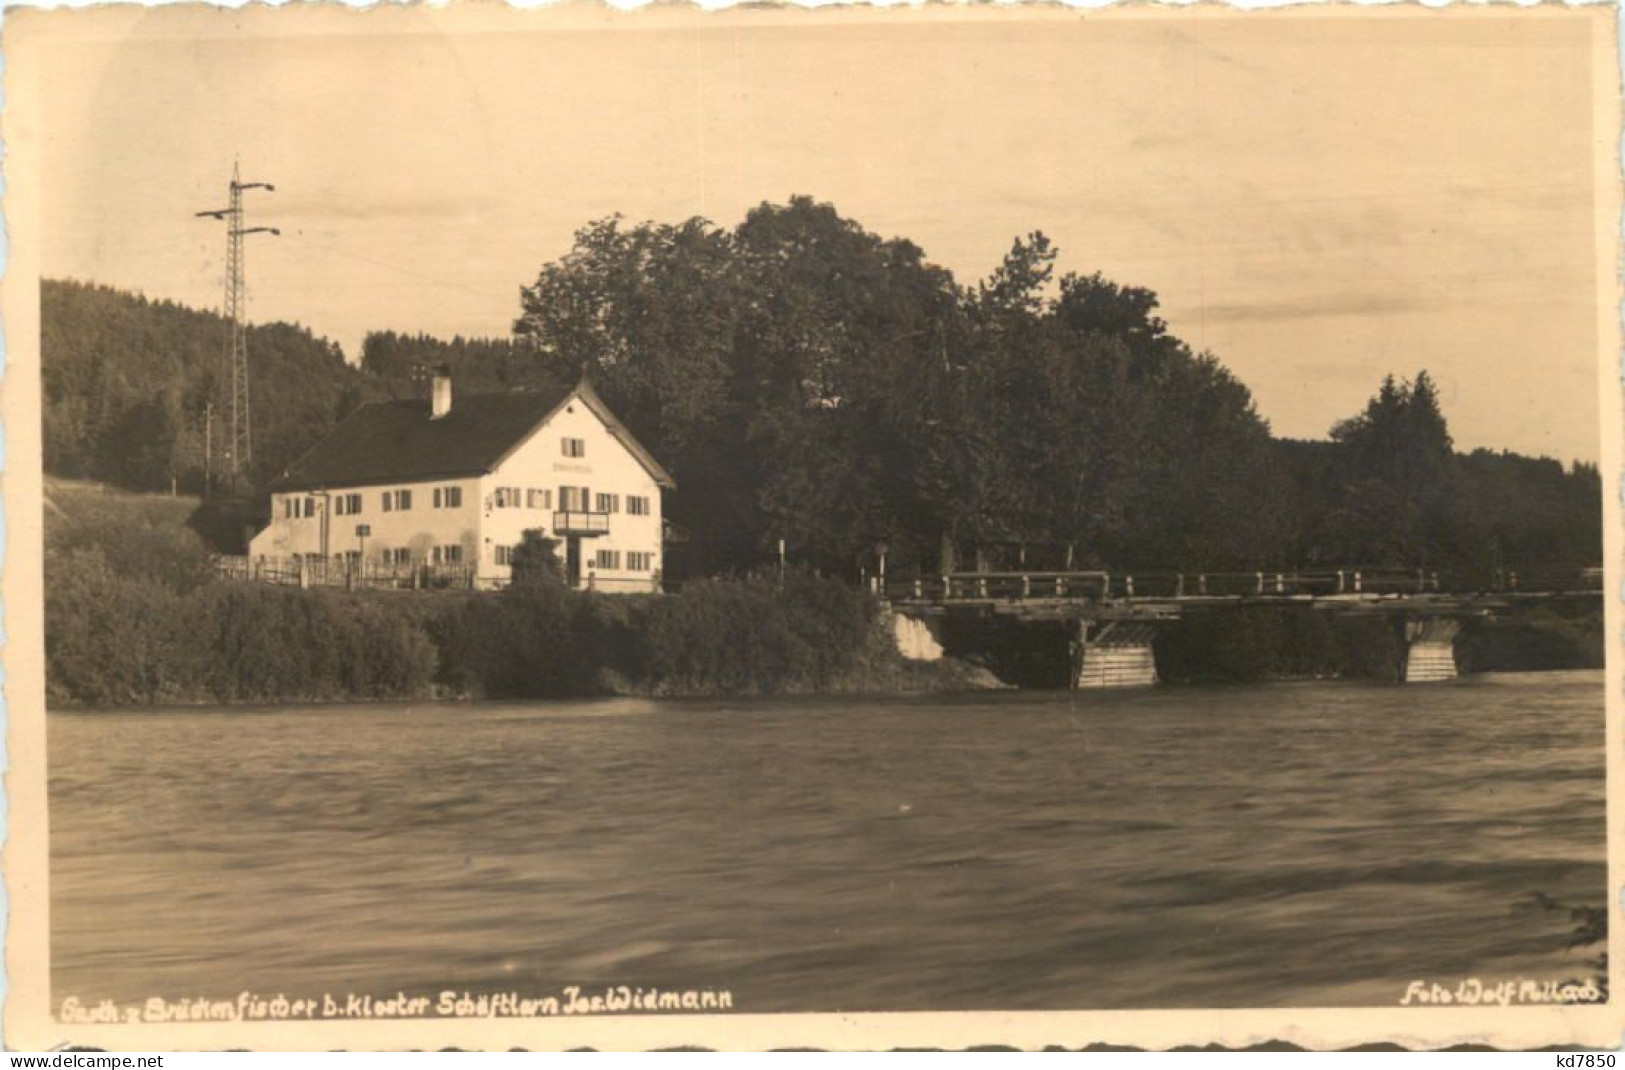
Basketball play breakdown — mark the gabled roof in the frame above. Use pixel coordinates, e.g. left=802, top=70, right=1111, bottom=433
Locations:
left=564, top=378, right=678, bottom=492
left=273, top=380, right=677, bottom=493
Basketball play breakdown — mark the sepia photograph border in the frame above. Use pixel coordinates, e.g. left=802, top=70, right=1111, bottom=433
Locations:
left=2, top=2, right=1622, bottom=1051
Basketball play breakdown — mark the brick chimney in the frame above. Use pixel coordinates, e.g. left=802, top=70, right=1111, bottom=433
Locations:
left=430, top=363, right=453, bottom=419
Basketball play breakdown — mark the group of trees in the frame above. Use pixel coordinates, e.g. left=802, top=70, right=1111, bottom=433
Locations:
left=360, top=330, right=555, bottom=396
left=498, top=198, right=1599, bottom=578
left=41, top=196, right=1603, bottom=579
left=1276, top=372, right=1601, bottom=575
left=494, top=200, right=1292, bottom=575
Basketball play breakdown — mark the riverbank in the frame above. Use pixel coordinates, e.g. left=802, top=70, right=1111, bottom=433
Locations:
left=41, top=483, right=1600, bottom=705
left=45, top=554, right=1005, bottom=707
left=47, top=563, right=1601, bottom=707
left=44, top=481, right=1011, bottom=707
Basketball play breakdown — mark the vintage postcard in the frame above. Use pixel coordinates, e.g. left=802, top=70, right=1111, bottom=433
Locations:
left=2, top=1, right=1620, bottom=1052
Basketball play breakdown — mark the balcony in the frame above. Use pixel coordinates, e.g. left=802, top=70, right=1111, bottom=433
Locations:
left=553, top=510, right=610, bottom=536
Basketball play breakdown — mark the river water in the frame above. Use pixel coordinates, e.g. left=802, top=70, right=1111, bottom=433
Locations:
left=50, top=671, right=1605, bottom=1012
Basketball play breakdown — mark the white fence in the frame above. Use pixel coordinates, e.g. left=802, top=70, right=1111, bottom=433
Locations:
left=215, top=555, right=478, bottom=590
left=214, top=556, right=663, bottom=594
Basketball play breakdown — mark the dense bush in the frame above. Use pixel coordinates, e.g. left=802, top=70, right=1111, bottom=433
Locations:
left=45, top=549, right=196, bottom=705
left=509, top=530, right=566, bottom=588
left=46, top=550, right=438, bottom=705
left=44, top=557, right=893, bottom=706
left=640, top=579, right=807, bottom=694
left=776, top=571, right=877, bottom=683
left=436, top=582, right=617, bottom=698
left=202, top=585, right=437, bottom=701
left=636, top=572, right=876, bottom=694
left=47, top=485, right=216, bottom=591
left=442, top=570, right=880, bottom=699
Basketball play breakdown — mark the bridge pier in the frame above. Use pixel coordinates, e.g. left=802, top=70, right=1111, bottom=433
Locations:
left=1072, top=620, right=1159, bottom=689
left=1402, top=618, right=1462, bottom=683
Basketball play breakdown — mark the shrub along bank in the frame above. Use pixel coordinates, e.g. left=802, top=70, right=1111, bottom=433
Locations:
left=45, top=483, right=938, bottom=705
left=45, top=549, right=950, bottom=706
left=48, top=555, right=442, bottom=705
left=431, top=571, right=891, bottom=699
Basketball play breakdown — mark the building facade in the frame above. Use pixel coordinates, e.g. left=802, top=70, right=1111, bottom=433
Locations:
left=248, top=371, right=675, bottom=592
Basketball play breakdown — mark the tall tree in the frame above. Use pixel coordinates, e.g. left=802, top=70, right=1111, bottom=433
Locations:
left=1317, top=370, right=1483, bottom=569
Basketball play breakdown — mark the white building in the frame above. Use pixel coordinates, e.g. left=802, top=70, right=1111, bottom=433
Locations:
left=249, top=370, right=675, bottom=592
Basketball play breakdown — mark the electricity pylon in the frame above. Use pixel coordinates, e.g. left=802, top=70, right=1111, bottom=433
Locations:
left=197, top=162, right=279, bottom=493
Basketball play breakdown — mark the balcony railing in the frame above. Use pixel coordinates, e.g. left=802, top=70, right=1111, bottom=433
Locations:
left=553, top=510, right=611, bottom=536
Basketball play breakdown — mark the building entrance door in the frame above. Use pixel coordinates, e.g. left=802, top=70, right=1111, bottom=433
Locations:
left=565, top=536, right=582, bottom=587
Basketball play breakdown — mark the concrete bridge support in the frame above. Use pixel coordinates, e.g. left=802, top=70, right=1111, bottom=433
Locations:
left=1402, top=618, right=1462, bottom=682
left=1073, top=620, right=1159, bottom=688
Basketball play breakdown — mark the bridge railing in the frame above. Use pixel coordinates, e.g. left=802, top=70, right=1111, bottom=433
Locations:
left=883, top=564, right=1602, bottom=605
left=883, top=568, right=1437, bottom=603
left=928, top=571, right=1111, bottom=602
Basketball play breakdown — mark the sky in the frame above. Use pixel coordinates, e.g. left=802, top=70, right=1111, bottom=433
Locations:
left=29, top=4, right=1610, bottom=462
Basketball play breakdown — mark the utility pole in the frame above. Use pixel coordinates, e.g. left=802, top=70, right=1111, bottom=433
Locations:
left=197, top=162, right=279, bottom=495
left=202, top=402, right=212, bottom=494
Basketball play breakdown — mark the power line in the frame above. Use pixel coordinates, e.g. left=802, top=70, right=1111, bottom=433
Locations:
left=276, top=230, right=521, bottom=315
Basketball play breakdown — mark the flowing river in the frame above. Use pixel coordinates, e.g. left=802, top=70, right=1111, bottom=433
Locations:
left=50, top=671, right=1605, bottom=1012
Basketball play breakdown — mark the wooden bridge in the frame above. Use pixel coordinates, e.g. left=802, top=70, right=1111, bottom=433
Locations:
left=884, top=565, right=1602, bottom=616
left=882, top=565, right=1604, bottom=687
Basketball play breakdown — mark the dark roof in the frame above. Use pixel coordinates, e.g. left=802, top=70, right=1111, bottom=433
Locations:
left=273, top=381, right=676, bottom=492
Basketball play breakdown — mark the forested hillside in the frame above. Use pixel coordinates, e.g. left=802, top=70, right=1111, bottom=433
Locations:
left=1273, top=374, right=1601, bottom=574
left=42, top=279, right=372, bottom=493
left=360, top=330, right=559, bottom=396
left=41, top=196, right=1603, bottom=578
